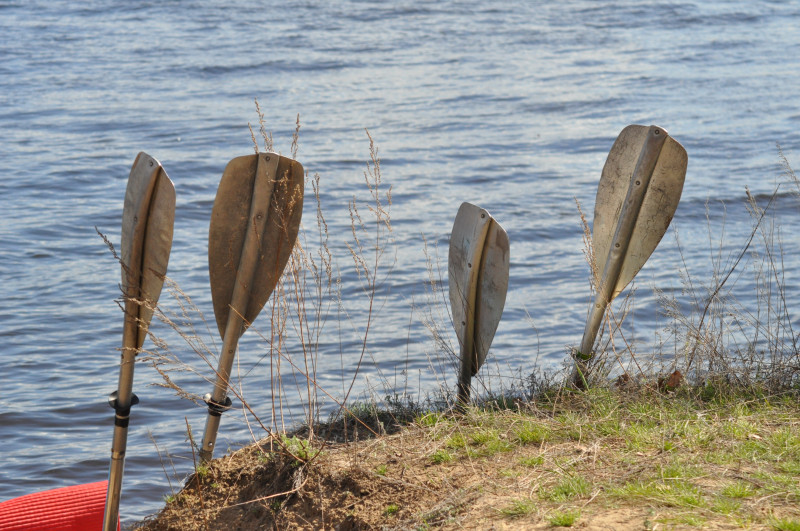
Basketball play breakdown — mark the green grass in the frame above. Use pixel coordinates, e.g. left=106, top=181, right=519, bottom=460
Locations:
left=609, top=478, right=706, bottom=508
left=721, top=481, right=756, bottom=498
left=459, top=390, right=800, bottom=527
left=445, top=433, right=467, bottom=450
left=413, top=390, right=799, bottom=528
left=466, top=437, right=514, bottom=458
left=500, top=498, right=537, bottom=518
left=540, top=476, right=591, bottom=502
left=622, top=422, right=658, bottom=451
left=443, top=427, right=514, bottom=458
left=608, top=479, right=659, bottom=498
left=548, top=509, right=580, bottom=527
left=656, top=513, right=706, bottom=527
left=658, top=460, right=702, bottom=480
left=514, top=422, right=550, bottom=444
left=778, top=460, right=800, bottom=474
left=417, top=412, right=444, bottom=428
left=519, top=455, right=544, bottom=467
left=469, top=429, right=498, bottom=446
left=195, top=463, right=210, bottom=478
left=554, top=411, right=584, bottom=441
left=430, top=448, right=453, bottom=464
left=281, top=435, right=312, bottom=462
left=772, top=518, right=800, bottom=531
left=711, top=496, right=741, bottom=515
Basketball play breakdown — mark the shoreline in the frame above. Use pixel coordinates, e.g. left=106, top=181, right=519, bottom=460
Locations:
left=134, top=384, right=800, bottom=530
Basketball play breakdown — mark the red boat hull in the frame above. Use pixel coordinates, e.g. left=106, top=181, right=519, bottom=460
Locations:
left=0, top=480, right=118, bottom=531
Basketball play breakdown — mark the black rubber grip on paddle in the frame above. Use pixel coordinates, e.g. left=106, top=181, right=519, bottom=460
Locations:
left=204, top=393, right=232, bottom=416
left=107, top=390, right=140, bottom=412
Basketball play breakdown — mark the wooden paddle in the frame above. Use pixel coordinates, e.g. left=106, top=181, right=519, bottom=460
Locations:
left=199, top=152, right=304, bottom=463
left=571, top=125, right=687, bottom=389
left=448, top=202, right=510, bottom=405
left=104, top=152, right=175, bottom=530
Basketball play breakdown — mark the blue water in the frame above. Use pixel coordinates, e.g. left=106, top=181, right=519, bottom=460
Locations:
left=3, top=0, right=800, bottom=524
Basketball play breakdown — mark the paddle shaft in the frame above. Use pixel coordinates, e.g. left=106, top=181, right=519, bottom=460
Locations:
left=103, top=297, right=140, bottom=531
left=457, top=341, right=474, bottom=405
left=573, top=127, right=666, bottom=386
left=199, top=156, right=276, bottom=463
left=198, top=298, right=247, bottom=463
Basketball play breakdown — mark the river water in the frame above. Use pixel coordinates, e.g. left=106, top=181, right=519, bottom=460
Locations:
left=3, top=0, right=800, bottom=524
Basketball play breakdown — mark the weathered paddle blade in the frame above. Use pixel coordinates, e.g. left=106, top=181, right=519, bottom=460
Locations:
left=473, top=220, right=509, bottom=373
left=572, top=125, right=687, bottom=388
left=448, top=203, right=509, bottom=377
left=208, top=153, right=304, bottom=338
left=591, top=125, right=687, bottom=299
left=120, top=152, right=176, bottom=348
left=449, top=203, right=490, bottom=362
left=199, top=152, right=304, bottom=463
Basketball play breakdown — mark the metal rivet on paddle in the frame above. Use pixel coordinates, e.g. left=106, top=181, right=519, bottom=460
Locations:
left=104, top=152, right=175, bottom=530
left=198, top=152, right=304, bottom=463
left=570, top=125, right=687, bottom=389
left=448, top=202, right=510, bottom=407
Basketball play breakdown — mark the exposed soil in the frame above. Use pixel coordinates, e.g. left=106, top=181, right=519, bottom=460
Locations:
left=135, top=393, right=800, bottom=530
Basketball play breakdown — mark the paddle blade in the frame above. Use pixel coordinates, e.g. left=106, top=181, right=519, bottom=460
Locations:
left=592, top=125, right=687, bottom=299
left=449, top=203, right=490, bottom=357
left=208, top=153, right=304, bottom=337
left=448, top=203, right=509, bottom=375
left=120, top=152, right=176, bottom=348
left=473, top=220, right=509, bottom=372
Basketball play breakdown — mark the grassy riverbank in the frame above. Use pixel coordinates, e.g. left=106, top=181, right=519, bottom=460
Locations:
left=135, top=384, right=800, bottom=530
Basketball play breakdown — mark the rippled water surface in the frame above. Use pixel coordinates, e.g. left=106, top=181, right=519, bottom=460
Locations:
left=3, top=0, right=800, bottom=523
